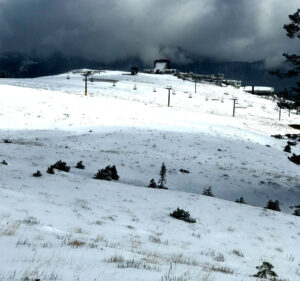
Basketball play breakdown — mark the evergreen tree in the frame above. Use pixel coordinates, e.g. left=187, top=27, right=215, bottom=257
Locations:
left=271, top=9, right=300, bottom=98
left=148, top=178, right=157, bottom=188
left=265, top=200, right=281, bottom=212
left=202, top=187, right=214, bottom=197
left=75, top=161, right=85, bottom=169
left=111, top=165, right=119, bottom=181
left=235, top=197, right=246, bottom=204
left=158, top=162, right=167, bottom=188
left=253, top=261, right=278, bottom=279
left=47, top=166, right=55, bottom=174
left=33, top=170, right=42, bottom=177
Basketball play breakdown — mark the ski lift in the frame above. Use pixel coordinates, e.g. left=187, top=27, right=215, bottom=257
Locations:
left=153, top=87, right=157, bottom=92
left=90, top=75, right=94, bottom=82
left=172, top=90, right=176, bottom=95
left=133, top=84, right=137, bottom=90
left=189, top=93, right=192, bottom=98
left=113, top=82, right=116, bottom=87
left=66, top=73, right=70, bottom=80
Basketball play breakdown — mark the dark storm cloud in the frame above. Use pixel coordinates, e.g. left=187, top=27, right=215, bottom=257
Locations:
left=0, top=0, right=299, bottom=66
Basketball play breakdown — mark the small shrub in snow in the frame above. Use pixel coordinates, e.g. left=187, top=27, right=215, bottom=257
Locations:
left=1, top=160, right=8, bottom=165
left=271, top=134, right=284, bottom=139
left=148, top=178, right=157, bottom=188
left=204, top=264, right=234, bottom=274
left=287, top=141, right=297, bottom=146
left=50, top=160, right=70, bottom=172
left=32, top=170, right=42, bottom=177
left=288, top=153, right=300, bottom=165
left=231, top=249, right=244, bottom=257
left=293, top=209, right=300, bottom=216
left=158, top=162, right=167, bottom=189
left=235, top=197, right=246, bottom=204
left=253, top=261, right=278, bottom=279
left=170, top=208, right=196, bottom=223
left=3, top=139, right=12, bottom=143
left=179, top=168, right=190, bottom=174
left=202, top=187, right=214, bottom=197
left=75, top=160, right=85, bottom=169
left=94, top=165, right=119, bottom=181
left=67, top=239, right=85, bottom=248
left=284, top=145, right=291, bottom=153
left=47, top=166, right=55, bottom=174
left=265, top=200, right=281, bottom=212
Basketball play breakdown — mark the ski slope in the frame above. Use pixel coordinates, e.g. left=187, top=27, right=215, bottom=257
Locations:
left=0, top=71, right=299, bottom=280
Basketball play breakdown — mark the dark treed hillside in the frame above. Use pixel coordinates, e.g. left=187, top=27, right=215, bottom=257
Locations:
left=0, top=52, right=295, bottom=93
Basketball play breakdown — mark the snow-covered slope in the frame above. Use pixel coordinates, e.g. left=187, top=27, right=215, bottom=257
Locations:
left=0, top=71, right=299, bottom=280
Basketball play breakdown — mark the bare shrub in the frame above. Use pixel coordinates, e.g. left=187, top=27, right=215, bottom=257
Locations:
left=213, top=253, right=225, bottom=262
left=204, top=263, right=234, bottom=274
left=231, top=249, right=244, bottom=257
left=22, top=216, right=39, bottom=225
left=67, top=239, right=85, bottom=248
left=161, top=264, right=190, bottom=281
left=104, top=254, right=125, bottom=263
left=170, top=254, right=199, bottom=266
left=149, top=235, right=168, bottom=245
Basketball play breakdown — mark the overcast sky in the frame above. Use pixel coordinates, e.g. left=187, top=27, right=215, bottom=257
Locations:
left=0, top=0, right=298, bottom=67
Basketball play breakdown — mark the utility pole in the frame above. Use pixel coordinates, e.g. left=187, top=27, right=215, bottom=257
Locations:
left=279, top=107, right=281, bottom=121
left=232, top=98, right=238, bottom=117
left=84, top=74, right=88, bottom=96
left=195, top=79, right=197, bottom=93
left=166, top=86, right=172, bottom=107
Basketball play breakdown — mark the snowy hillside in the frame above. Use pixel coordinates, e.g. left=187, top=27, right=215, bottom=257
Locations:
left=0, top=71, right=299, bottom=280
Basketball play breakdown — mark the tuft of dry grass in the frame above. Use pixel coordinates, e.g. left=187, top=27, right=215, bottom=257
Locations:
left=231, top=249, right=244, bottom=257
left=203, top=263, right=234, bottom=274
left=67, top=239, right=85, bottom=248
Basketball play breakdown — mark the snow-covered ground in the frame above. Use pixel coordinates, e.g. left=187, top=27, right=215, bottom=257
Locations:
left=0, top=71, right=299, bottom=280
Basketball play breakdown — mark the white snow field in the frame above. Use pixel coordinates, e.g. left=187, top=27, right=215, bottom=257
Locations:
left=0, top=71, right=299, bottom=280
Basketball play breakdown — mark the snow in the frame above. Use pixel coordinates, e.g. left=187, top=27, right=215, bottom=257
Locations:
left=243, top=86, right=274, bottom=93
left=0, top=71, right=299, bottom=280
left=154, top=62, right=167, bottom=72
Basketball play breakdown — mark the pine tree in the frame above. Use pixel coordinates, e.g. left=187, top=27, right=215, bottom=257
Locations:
left=76, top=161, right=85, bottom=169
left=202, top=187, right=214, bottom=197
left=148, top=178, right=157, bottom=188
left=235, top=197, right=246, bottom=204
left=33, top=170, right=42, bottom=177
left=271, top=9, right=300, bottom=98
left=265, top=200, right=281, bottom=211
left=158, top=162, right=167, bottom=189
left=111, top=165, right=119, bottom=181
left=253, top=261, right=278, bottom=279
left=47, top=166, right=55, bottom=174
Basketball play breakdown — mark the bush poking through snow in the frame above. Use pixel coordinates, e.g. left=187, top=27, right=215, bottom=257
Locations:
left=293, top=209, right=300, bottom=216
left=170, top=208, right=196, bottom=223
left=50, top=160, right=70, bottom=172
left=202, top=187, right=214, bottom=197
left=47, top=166, right=55, bottom=174
left=32, top=170, right=42, bottom=177
left=94, top=165, right=119, bottom=181
left=253, top=261, right=278, bottom=279
left=265, top=200, right=281, bottom=212
left=284, top=145, right=291, bottom=153
left=148, top=178, right=157, bottom=188
left=287, top=141, right=297, bottom=146
left=288, top=153, right=300, bottom=165
left=179, top=169, right=190, bottom=174
left=235, top=197, right=246, bottom=204
left=1, top=160, right=8, bottom=165
left=75, top=161, right=85, bottom=169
